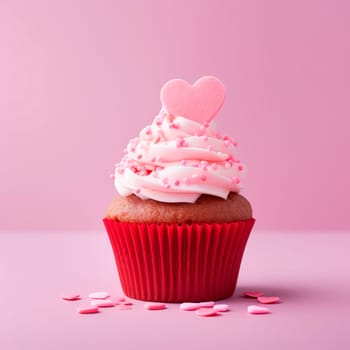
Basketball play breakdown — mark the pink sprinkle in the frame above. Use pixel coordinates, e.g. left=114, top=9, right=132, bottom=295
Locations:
left=180, top=302, right=200, bottom=311
left=169, top=122, right=179, bottom=129
left=224, top=140, right=230, bottom=147
left=247, top=305, right=270, bottom=315
left=77, top=306, right=99, bottom=314
left=232, top=177, right=240, bottom=184
left=199, top=301, right=215, bottom=308
left=135, top=188, right=141, bottom=194
left=109, top=174, right=115, bottom=179
left=164, top=184, right=171, bottom=189
left=216, top=133, right=223, bottom=140
left=91, top=300, right=115, bottom=308
left=174, top=180, right=180, bottom=186
left=195, top=308, right=219, bottom=317
left=233, top=141, right=238, bottom=147
left=162, top=177, right=168, bottom=184
left=137, top=154, right=142, bottom=159
left=121, top=300, right=133, bottom=305
left=203, top=122, right=209, bottom=128
left=88, top=292, right=110, bottom=300
left=62, top=294, right=80, bottom=301
left=144, top=302, right=167, bottom=310
left=130, top=147, right=136, bottom=152
left=200, top=175, right=207, bottom=181
left=176, top=137, right=187, bottom=148
left=145, top=127, right=152, bottom=135
left=225, top=162, right=232, bottom=168
left=243, top=291, right=264, bottom=298
left=238, top=164, right=244, bottom=171
left=213, top=304, right=230, bottom=312
left=183, top=177, right=191, bottom=185
left=257, top=296, right=281, bottom=304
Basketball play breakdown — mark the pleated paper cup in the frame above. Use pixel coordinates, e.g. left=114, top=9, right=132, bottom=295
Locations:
left=103, top=218, right=255, bottom=302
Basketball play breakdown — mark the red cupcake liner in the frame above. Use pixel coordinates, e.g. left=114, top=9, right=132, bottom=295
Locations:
left=103, top=218, right=255, bottom=302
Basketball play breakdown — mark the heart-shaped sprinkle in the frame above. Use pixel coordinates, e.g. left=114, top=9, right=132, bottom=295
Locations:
left=257, top=296, right=281, bottom=304
left=62, top=294, right=80, bottom=301
left=195, top=308, right=219, bottom=317
left=247, top=305, right=271, bottom=315
left=243, top=291, right=264, bottom=298
left=77, top=306, right=99, bottom=314
left=213, top=304, right=230, bottom=312
left=144, top=302, right=167, bottom=310
left=180, top=302, right=200, bottom=311
left=160, top=76, right=225, bottom=123
left=88, top=291, right=110, bottom=300
left=90, top=300, right=115, bottom=307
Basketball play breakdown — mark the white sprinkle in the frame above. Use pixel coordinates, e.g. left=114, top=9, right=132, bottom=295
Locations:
left=88, top=292, right=110, bottom=300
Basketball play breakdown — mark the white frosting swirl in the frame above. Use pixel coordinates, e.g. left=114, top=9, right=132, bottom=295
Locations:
left=114, top=110, right=246, bottom=203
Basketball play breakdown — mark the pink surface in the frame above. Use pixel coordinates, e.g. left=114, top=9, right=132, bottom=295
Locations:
left=1, top=0, right=350, bottom=230
left=1, top=230, right=349, bottom=349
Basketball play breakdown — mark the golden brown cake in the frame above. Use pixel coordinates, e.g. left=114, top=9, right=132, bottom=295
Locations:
left=106, top=192, right=252, bottom=224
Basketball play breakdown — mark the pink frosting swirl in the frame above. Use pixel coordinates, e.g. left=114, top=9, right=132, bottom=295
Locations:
left=114, top=110, right=246, bottom=203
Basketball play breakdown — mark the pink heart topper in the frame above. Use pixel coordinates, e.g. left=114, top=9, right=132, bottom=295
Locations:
left=160, top=76, right=225, bottom=123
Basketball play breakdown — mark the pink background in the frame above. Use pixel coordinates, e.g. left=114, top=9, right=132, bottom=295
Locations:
left=1, top=0, right=349, bottom=231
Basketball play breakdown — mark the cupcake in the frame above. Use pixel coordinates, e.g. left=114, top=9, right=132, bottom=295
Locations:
left=103, top=76, right=255, bottom=302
